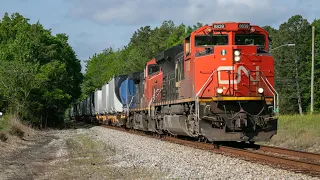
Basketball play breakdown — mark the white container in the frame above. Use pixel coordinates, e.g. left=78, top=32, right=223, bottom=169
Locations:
left=102, top=83, right=109, bottom=114
left=69, top=107, right=74, bottom=118
left=94, top=89, right=103, bottom=115
left=107, top=77, right=123, bottom=113
left=76, top=103, right=81, bottom=116
left=91, top=93, right=95, bottom=116
left=86, top=96, right=91, bottom=116
left=80, top=99, right=85, bottom=116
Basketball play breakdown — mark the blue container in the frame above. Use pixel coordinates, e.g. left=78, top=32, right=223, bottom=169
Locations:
left=120, top=79, right=137, bottom=108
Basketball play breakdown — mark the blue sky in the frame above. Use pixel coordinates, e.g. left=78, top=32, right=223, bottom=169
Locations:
left=1, top=0, right=319, bottom=72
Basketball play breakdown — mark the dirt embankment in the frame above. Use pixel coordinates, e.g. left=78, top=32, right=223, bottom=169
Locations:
left=0, top=122, right=165, bottom=180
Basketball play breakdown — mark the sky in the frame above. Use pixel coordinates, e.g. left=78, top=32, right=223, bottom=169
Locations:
left=1, top=0, right=319, bottom=73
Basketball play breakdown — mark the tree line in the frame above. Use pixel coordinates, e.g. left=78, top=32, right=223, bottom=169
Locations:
left=0, top=12, right=83, bottom=127
left=80, top=21, right=203, bottom=97
left=265, top=15, right=320, bottom=114
left=82, top=15, right=320, bottom=115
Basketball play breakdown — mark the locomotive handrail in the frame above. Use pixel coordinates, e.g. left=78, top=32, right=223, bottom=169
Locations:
left=196, top=70, right=217, bottom=97
left=128, top=95, right=136, bottom=109
left=243, top=67, right=279, bottom=115
left=261, top=77, right=277, bottom=113
left=194, top=68, right=279, bottom=116
left=259, top=71, right=279, bottom=116
left=148, top=88, right=162, bottom=117
left=126, top=95, right=136, bottom=117
left=195, top=70, right=217, bottom=119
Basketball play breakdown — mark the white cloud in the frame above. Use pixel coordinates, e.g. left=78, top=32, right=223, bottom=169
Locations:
left=65, top=0, right=295, bottom=26
left=217, top=0, right=269, bottom=8
left=60, top=0, right=320, bottom=70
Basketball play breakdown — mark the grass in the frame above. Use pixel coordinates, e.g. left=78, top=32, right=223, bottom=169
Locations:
left=47, top=134, right=167, bottom=179
left=0, top=114, right=10, bottom=132
left=66, top=134, right=116, bottom=165
left=0, top=114, right=34, bottom=142
left=261, top=114, right=320, bottom=152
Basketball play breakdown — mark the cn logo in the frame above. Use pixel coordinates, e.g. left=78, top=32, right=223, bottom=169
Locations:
left=217, top=66, right=260, bottom=85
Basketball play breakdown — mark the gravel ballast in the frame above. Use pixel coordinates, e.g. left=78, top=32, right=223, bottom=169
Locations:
left=89, top=126, right=317, bottom=180
left=1, top=124, right=317, bottom=179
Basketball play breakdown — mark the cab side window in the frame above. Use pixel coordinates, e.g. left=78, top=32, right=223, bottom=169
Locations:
left=148, top=64, right=160, bottom=76
left=185, top=36, right=191, bottom=56
left=175, top=52, right=184, bottom=82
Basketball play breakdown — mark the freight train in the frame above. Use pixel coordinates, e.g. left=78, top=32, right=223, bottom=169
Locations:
left=69, top=22, right=279, bottom=143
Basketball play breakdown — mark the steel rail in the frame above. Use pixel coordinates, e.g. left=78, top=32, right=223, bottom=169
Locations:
left=101, top=125, right=320, bottom=177
left=258, top=145, right=320, bottom=161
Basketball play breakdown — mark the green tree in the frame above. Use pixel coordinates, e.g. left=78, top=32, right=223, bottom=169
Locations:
left=0, top=12, right=83, bottom=127
left=311, top=19, right=320, bottom=112
left=0, top=61, right=40, bottom=117
left=79, top=20, right=205, bottom=99
left=272, top=15, right=312, bottom=115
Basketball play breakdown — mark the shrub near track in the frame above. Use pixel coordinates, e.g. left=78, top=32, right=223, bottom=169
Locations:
left=0, top=114, right=35, bottom=142
left=261, top=114, right=320, bottom=153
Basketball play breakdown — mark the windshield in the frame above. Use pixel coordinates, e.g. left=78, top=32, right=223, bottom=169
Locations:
left=195, top=35, right=228, bottom=46
left=235, top=34, right=265, bottom=46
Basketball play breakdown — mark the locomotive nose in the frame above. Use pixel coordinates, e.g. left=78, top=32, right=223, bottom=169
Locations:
left=213, top=45, right=265, bottom=97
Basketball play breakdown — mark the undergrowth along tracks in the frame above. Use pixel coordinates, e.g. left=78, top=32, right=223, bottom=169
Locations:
left=101, top=125, right=320, bottom=178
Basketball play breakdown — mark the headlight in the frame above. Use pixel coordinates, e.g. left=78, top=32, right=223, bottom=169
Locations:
left=217, top=88, right=223, bottom=94
left=234, top=50, right=241, bottom=56
left=233, top=49, right=241, bottom=62
left=258, top=88, right=264, bottom=94
left=234, top=56, right=241, bottom=62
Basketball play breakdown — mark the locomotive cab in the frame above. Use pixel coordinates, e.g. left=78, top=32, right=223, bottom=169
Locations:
left=144, top=59, right=163, bottom=108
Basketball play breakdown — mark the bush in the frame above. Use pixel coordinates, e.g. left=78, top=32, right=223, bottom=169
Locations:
left=0, top=114, right=9, bottom=131
left=262, top=114, right=320, bottom=152
left=0, top=114, right=33, bottom=140
left=9, top=125, right=25, bottom=139
left=0, top=132, right=7, bottom=142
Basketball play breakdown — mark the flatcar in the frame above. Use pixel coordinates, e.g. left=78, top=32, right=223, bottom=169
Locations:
left=70, top=22, right=278, bottom=143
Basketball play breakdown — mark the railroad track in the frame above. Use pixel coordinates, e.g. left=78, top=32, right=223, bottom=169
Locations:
left=164, top=137, right=320, bottom=177
left=253, top=145, right=320, bottom=164
left=101, top=125, right=320, bottom=177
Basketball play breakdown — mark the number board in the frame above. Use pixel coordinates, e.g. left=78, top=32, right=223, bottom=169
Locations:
left=238, top=23, right=250, bottom=29
left=213, top=24, right=225, bottom=29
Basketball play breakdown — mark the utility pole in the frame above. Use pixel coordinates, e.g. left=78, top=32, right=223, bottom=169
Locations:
left=295, top=59, right=303, bottom=115
left=311, top=26, right=315, bottom=114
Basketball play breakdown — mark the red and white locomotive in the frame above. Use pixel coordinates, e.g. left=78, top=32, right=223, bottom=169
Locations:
left=72, top=22, right=278, bottom=143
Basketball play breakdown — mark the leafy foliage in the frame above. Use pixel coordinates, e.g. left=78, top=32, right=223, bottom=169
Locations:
left=267, top=15, right=317, bottom=114
left=0, top=12, right=83, bottom=127
left=81, top=21, right=201, bottom=97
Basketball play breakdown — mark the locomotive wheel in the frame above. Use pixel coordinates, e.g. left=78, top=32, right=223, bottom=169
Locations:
left=197, top=136, right=206, bottom=142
